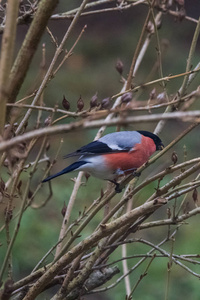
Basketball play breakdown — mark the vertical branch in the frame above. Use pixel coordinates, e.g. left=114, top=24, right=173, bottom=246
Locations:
left=7, top=0, right=59, bottom=106
left=122, top=193, right=132, bottom=296
left=125, top=8, right=151, bottom=90
left=55, top=171, right=84, bottom=258
left=0, top=0, right=20, bottom=133
left=0, top=170, right=32, bottom=284
left=154, top=16, right=200, bottom=135
left=179, top=16, right=200, bottom=96
left=165, top=237, right=175, bottom=300
left=133, top=12, right=162, bottom=78
left=122, top=243, right=131, bottom=296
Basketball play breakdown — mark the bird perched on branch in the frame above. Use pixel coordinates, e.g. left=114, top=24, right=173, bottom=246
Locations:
left=42, top=130, right=164, bottom=192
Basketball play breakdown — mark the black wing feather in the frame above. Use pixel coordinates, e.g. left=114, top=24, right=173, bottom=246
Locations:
left=64, top=140, right=118, bottom=159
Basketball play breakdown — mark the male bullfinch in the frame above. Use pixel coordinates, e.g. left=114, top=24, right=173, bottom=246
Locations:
left=42, top=131, right=164, bottom=192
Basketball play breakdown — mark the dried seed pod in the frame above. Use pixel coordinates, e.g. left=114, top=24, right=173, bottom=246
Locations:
left=178, top=7, right=186, bottom=21
left=146, top=21, right=154, bottom=33
left=167, top=207, right=171, bottom=219
left=44, top=116, right=52, bottom=127
left=3, top=124, right=13, bottom=139
left=156, top=17, right=162, bottom=30
left=157, top=92, right=166, bottom=103
left=115, top=59, right=124, bottom=75
left=4, top=159, right=9, bottom=167
left=18, top=142, right=26, bottom=152
left=192, top=188, right=198, bottom=204
left=121, top=92, right=132, bottom=103
left=77, top=95, right=84, bottom=112
left=62, top=95, right=70, bottom=110
left=149, top=88, right=156, bottom=100
left=61, top=202, right=67, bottom=217
left=100, top=97, right=111, bottom=110
left=171, top=151, right=178, bottom=165
left=90, top=93, right=98, bottom=109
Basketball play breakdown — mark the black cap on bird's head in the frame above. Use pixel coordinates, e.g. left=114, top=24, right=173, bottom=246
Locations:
left=137, top=130, right=164, bottom=151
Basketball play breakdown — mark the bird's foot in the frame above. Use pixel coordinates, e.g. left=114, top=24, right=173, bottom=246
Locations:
left=133, top=170, right=141, bottom=177
left=109, top=180, right=122, bottom=193
left=115, top=182, right=122, bottom=193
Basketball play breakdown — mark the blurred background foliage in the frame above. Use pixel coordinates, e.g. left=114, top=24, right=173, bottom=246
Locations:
left=1, top=0, right=200, bottom=299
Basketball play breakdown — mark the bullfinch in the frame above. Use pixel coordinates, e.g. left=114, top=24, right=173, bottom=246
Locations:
left=42, top=130, right=164, bottom=192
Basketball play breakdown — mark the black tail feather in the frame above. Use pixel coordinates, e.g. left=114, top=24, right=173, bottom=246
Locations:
left=42, top=161, right=87, bottom=183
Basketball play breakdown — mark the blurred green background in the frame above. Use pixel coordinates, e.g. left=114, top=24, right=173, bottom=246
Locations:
left=1, top=1, right=200, bottom=299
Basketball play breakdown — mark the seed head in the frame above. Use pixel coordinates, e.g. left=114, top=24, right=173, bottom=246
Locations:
left=121, top=92, right=132, bottom=103
left=115, top=59, right=124, bottom=75
left=90, top=93, right=98, bottom=109
left=100, top=97, right=111, bottom=110
left=77, top=95, right=84, bottom=112
left=62, top=95, right=70, bottom=110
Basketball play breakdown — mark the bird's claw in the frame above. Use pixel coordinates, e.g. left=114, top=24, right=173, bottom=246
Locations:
left=109, top=180, right=123, bottom=193
left=133, top=171, right=141, bottom=177
left=115, top=183, right=122, bottom=193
